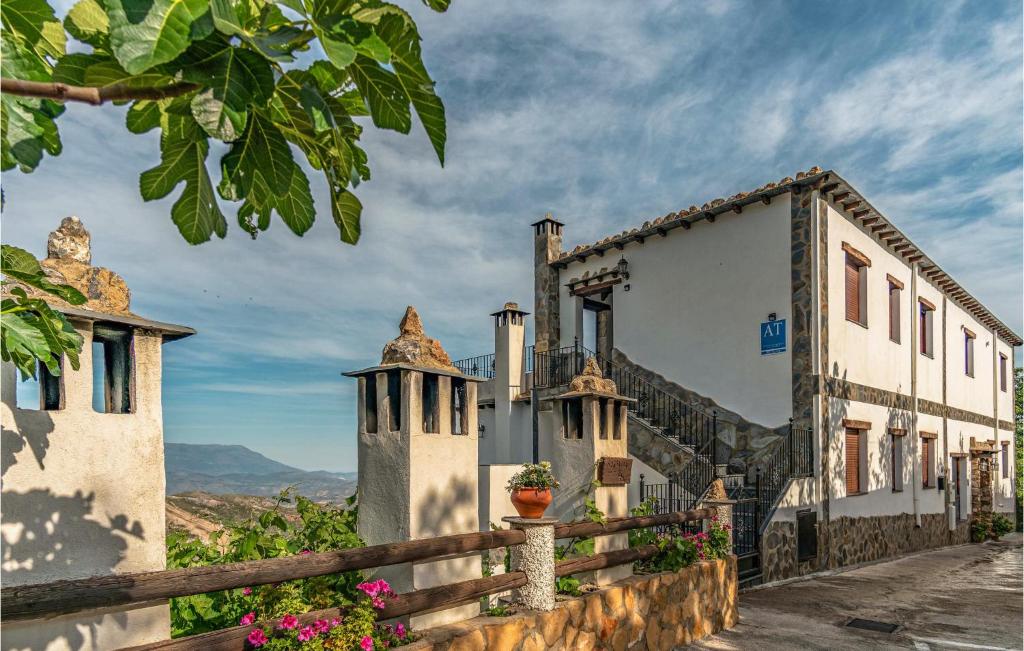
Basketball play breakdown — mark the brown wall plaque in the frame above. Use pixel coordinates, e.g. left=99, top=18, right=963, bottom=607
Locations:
left=597, top=457, right=633, bottom=486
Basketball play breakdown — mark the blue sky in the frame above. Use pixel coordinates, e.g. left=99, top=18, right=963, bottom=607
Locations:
left=3, top=0, right=1021, bottom=472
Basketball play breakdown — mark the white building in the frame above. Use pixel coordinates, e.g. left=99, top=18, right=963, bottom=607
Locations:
left=456, top=167, right=1019, bottom=584
left=1, top=218, right=194, bottom=649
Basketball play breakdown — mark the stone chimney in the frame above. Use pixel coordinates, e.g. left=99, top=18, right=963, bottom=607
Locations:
left=532, top=214, right=563, bottom=354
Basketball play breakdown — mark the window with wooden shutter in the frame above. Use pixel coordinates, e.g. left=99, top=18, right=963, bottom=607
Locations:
left=964, top=329, right=975, bottom=377
left=845, top=428, right=861, bottom=495
left=845, top=257, right=867, bottom=326
left=890, top=430, right=904, bottom=492
left=887, top=278, right=901, bottom=343
left=921, top=438, right=932, bottom=488
left=919, top=301, right=934, bottom=357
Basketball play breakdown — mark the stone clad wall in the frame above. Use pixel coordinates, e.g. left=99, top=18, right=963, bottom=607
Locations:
left=761, top=513, right=970, bottom=582
left=406, top=557, right=737, bottom=651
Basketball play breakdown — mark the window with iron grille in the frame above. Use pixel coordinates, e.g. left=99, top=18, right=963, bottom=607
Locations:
left=1002, top=443, right=1010, bottom=479
left=999, top=354, right=1008, bottom=392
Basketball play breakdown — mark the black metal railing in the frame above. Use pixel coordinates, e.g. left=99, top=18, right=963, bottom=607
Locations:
left=637, top=474, right=702, bottom=536
left=752, top=420, right=814, bottom=533
left=453, top=354, right=495, bottom=378
left=731, top=496, right=760, bottom=556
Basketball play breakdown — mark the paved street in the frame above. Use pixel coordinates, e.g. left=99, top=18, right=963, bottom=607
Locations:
left=693, top=535, right=1023, bottom=650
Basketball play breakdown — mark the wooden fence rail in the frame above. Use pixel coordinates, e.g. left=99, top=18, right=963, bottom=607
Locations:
left=4, top=507, right=716, bottom=651
left=1, top=529, right=526, bottom=622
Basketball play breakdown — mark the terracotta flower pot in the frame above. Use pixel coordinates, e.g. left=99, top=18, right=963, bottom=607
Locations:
left=510, top=488, right=553, bottom=519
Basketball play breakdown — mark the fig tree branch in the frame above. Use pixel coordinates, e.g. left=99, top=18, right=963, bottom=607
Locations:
left=1, top=78, right=199, bottom=106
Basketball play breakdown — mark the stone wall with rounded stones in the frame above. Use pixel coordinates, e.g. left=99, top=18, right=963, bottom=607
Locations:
left=762, top=512, right=971, bottom=583
left=405, top=556, right=737, bottom=651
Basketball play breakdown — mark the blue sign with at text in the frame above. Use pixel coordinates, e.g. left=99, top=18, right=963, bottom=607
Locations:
left=760, top=319, right=786, bottom=355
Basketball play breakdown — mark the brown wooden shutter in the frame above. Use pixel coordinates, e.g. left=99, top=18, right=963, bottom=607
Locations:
left=888, top=283, right=900, bottom=342
left=845, top=258, right=860, bottom=323
left=919, top=307, right=928, bottom=354
left=845, top=428, right=861, bottom=494
left=921, top=439, right=930, bottom=487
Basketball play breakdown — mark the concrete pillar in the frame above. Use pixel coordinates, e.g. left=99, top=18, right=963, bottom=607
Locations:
left=532, top=215, right=563, bottom=354
left=493, top=303, right=528, bottom=463
left=503, top=517, right=558, bottom=611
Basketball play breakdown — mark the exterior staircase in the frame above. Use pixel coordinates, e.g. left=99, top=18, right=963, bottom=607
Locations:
left=456, top=343, right=813, bottom=588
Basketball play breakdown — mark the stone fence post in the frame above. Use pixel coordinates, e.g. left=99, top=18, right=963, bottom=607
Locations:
left=503, top=516, right=558, bottom=611
left=700, top=478, right=735, bottom=554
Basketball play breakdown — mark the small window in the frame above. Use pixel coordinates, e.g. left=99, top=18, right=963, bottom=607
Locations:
left=15, top=359, right=63, bottom=411
left=92, top=325, right=134, bottom=414
left=964, top=329, right=975, bottom=377
left=598, top=398, right=608, bottom=440
left=890, top=430, right=904, bottom=492
left=919, top=301, right=934, bottom=357
left=844, top=254, right=867, bottom=326
left=999, top=354, right=1008, bottom=392
left=364, top=375, right=378, bottom=434
left=887, top=278, right=901, bottom=343
left=422, top=373, right=439, bottom=433
left=562, top=399, right=582, bottom=440
left=612, top=403, right=622, bottom=440
left=386, top=370, right=402, bottom=431
left=1002, top=443, right=1009, bottom=479
left=451, top=378, right=468, bottom=435
left=921, top=436, right=934, bottom=488
left=845, top=427, right=862, bottom=495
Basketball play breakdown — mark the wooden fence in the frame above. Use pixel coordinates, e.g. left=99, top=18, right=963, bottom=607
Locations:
left=1, top=508, right=714, bottom=651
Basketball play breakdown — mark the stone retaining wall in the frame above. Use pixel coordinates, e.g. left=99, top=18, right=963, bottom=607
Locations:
left=762, top=512, right=970, bottom=582
left=406, top=556, right=738, bottom=650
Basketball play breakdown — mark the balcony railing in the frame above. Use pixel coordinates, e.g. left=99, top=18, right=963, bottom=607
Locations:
left=453, top=353, right=495, bottom=378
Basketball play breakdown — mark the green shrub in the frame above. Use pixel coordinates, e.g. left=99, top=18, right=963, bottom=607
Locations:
left=970, top=514, right=992, bottom=543
left=991, top=513, right=1013, bottom=538
left=167, top=491, right=364, bottom=638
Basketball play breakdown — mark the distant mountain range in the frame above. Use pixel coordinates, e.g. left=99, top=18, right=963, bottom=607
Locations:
left=165, top=443, right=357, bottom=504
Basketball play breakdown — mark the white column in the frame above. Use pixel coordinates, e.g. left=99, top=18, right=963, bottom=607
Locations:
left=494, top=308, right=526, bottom=463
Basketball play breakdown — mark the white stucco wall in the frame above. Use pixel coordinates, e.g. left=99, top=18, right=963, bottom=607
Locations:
left=944, top=299, right=996, bottom=417
left=914, top=281, right=945, bottom=405
left=0, top=321, right=171, bottom=650
left=825, top=204, right=913, bottom=395
left=557, top=195, right=794, bottom=427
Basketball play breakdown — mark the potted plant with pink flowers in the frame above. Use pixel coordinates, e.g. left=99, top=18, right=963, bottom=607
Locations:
left=506, top=462, right=560, bottom=518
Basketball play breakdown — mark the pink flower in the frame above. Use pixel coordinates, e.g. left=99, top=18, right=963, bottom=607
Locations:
left=330, top=618, right=342, bottom=628
left=361, top=635, right=374, bottom=650
left=395, top=623, right=406, bottom=638
left=372, top=596, right=386, bottom=609
left=278, top=614, right=299, bottom=630
left=297, top=626, right=315, bottom=642
left=314, top=619, right=330, bottom=634
left=358, top=581, right=379, bottom=598
left=300, top=549, right=313, bottom=555
left=247, top=629, right=268, bottom=647
left=242, top=587, right=253, bottom=596
left=239, top=612, right=256, bottom=626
